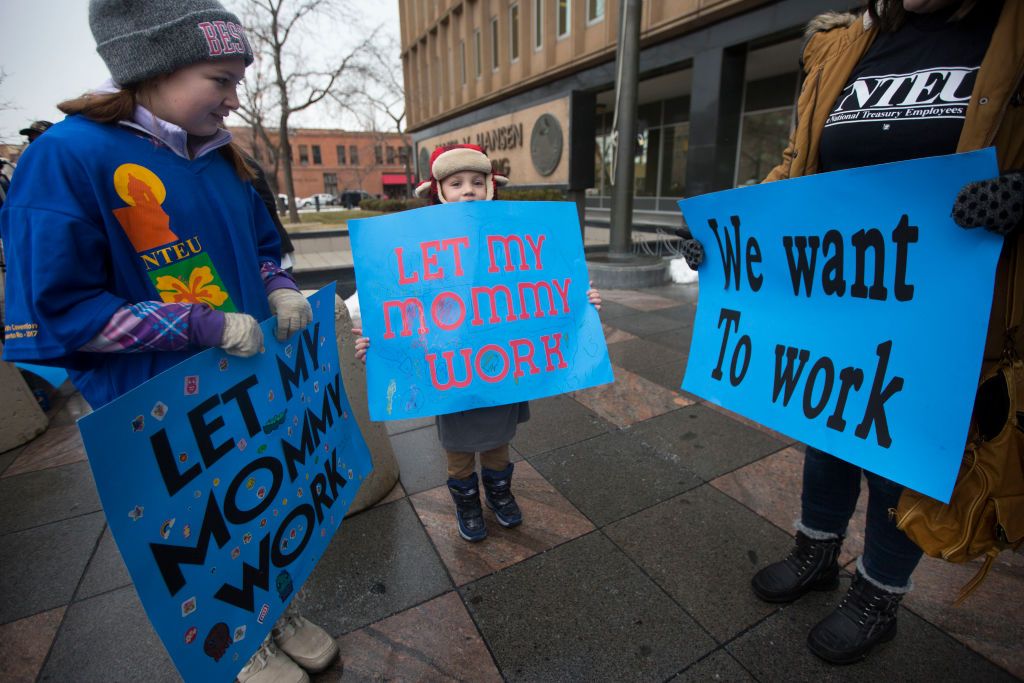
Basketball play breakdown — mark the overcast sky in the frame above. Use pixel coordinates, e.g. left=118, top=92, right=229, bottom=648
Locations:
left=0, top=0, right=402, bottom=143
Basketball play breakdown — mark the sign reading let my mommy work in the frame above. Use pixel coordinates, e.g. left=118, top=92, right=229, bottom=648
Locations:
left=349, top=201, right=613, bottom=421
left=77, top=285, right=373, bottom=683
left=680, top=150, right=1003, bottom=503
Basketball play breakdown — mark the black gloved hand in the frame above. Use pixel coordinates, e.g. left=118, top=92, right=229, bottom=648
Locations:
left=673, top=227, right=705, bottom=270
left=952, top=171, right=1023, bottom=236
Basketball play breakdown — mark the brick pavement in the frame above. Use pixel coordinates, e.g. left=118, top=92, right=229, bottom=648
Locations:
left=1, top=282, right=1021, bottom=682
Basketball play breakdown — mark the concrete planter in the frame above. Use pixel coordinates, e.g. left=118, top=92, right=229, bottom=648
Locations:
left=0, top=342, right=49, bottom=453
left=333, top=295, right=400, bottom=516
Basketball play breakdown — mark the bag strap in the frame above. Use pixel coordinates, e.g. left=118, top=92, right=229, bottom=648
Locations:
left=954, top=550, right=997, bottom=606
left=1005, top=239, right=1022, bottom=361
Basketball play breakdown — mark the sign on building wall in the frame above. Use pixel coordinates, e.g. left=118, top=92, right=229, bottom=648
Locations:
left=416, top=94, right=594, bottom=189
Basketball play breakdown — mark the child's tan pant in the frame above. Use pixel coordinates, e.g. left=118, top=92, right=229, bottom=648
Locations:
left=445, top=444, right=510, bottom=479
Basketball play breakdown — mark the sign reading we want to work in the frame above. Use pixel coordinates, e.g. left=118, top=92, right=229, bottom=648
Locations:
left=681, top=150, right=1003, bottom=503
left=349, top=201, right=613, bottom=421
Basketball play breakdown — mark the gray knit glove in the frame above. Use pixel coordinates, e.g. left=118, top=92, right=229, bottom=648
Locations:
left=952, top=172, right=1023, bottom=236
left=268, top=288, right=313, bottom=341
left=220, top=313, right=264, bottom=357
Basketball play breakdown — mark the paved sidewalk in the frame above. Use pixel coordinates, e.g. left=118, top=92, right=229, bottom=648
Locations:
left=1, top=283, right=1021, bottom=682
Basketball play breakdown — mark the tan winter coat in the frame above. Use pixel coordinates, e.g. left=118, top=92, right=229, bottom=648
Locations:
left=764, top=2, right=1024, bottom=368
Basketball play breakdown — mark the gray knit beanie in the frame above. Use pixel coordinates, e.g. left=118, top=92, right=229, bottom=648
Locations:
left=89, top=0, right=254, bottom=86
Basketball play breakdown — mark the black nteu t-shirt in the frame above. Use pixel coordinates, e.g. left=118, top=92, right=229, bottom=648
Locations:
left=819, top=2, right=1001, bottom=173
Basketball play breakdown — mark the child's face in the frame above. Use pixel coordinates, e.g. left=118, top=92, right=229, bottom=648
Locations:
left=141, top=58, right=246, bottom=137
left=440, top=171, right=488, bottom=202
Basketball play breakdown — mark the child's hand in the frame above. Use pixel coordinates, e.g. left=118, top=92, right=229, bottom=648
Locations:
left=587, top=282, right=602, bottom=310
left=352, top=327, right=370, bottom=364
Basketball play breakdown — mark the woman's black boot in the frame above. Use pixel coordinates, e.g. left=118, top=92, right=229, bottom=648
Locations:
left=751, top=530, right=843, bottom=603
left=807, top=570, right=903, bottom=664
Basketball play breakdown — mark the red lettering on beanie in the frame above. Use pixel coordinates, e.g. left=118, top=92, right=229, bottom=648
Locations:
left=227, top=23, right=248, bottom=54
left=198, top=22, right=223, bottom=55
left=214, top=21, right=238, bottom=54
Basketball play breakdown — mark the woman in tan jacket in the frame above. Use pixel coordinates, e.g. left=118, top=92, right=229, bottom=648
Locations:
left=683, top=0, right=1022, bottom=665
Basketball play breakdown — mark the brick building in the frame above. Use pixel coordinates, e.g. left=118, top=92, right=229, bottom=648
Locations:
left=228, top=127, right=414, bottom=200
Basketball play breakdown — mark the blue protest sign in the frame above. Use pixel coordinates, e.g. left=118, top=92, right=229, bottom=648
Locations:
left=15, top=362, right=69, bottom=390
left=680, top=150, right=1002, bottom=503
left=77, top=285, right=372, bottom=682
left=349, top=201, right=613, bottom=421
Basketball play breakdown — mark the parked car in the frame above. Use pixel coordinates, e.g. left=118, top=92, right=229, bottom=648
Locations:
left=297, top=193, right=336, bottom=209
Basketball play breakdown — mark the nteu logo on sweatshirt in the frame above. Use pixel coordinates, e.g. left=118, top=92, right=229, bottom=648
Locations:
left=111, top=163, right=237, bottom=311
left=825, top=66, right=979, bottom=127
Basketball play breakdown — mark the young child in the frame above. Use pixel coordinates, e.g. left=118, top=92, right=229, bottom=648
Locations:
left=354, top=144, right=601, bottom=542
left=0, top=2, right=333, bottom=681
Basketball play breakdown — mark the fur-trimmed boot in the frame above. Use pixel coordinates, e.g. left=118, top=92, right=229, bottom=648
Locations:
left=481, top=463, right=523, bottom=528
left=751, top=530, right=843, bottom=603
left=447, top=472, right=487, bottom=542
left=807, top=569, right=905, bottom=664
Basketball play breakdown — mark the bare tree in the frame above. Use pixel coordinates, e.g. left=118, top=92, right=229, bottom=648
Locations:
left=344, top=128, right=384, bottom=198
left=233, top=0, right=379, bottom=222
left=336, top=41, right=413, bottom=198
left=233, top=50, right=282, bottom=197
left=0, top=69, right=21, bottom=145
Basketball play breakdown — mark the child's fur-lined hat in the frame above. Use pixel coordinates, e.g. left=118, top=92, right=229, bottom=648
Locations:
left=414, top=144, right=508, bottom=203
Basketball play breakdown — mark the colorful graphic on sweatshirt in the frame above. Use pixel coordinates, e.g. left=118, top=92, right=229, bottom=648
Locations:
left=152, top=254, right=237, bottom=311
left=111, top=163, right=236, bottom=311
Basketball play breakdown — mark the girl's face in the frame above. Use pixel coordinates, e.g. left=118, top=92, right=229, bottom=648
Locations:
left=140, top=58, right=246, bottom=137
left=440, top=171, right=488, bottom=202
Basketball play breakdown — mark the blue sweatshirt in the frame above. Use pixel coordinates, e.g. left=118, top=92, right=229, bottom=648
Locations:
left=1, top=115, right=280, bottom=407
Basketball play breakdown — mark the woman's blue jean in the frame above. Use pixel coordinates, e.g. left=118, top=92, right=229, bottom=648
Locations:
left=801, top=446, right=923, bottom=588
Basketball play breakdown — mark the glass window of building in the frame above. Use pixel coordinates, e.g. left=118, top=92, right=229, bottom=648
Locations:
left=323, top=173, right=337, bottom=195
left=312, top=145, right=322, bottom=165
left=736, top=110, right=791, bottom=185
left=474, top=29, right=482, bottom=78
left=459, top=40, right=467, bottom=85
left=589, top=92, right=692, bottom=210
left=491, top=17, right=499, bottom=70
left=349, top=145, right=359, bottom=165
left=557, top=0, right=570, bottom=38
left=510, top=4, right=520, bottom=62
left=374, top=145, right=384, bottom=165
left=386, top=146, right=396, bottom=165
left=336, top=145, right=346, bottom=165
left=593, top=129, right=614, bottom=197
left=298, top=144, right=309, bottom=166
left=735, top=71, right=798, bottom=186
left=660, top=122, right=688, bottom=197
left=587, top=0, right=605, bottom=23
left=534, top=0, right=543, bottom=50
left=633, top=129, right=655, bottom=196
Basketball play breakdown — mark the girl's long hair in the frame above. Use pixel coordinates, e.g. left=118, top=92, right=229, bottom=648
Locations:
left=867, top=0, right=979, bottom=32
left=58, top=88, right=254, bottom=181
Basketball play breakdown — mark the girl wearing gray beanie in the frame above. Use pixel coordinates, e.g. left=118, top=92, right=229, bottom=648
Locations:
left=1, top=2, right=336, bottom=682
